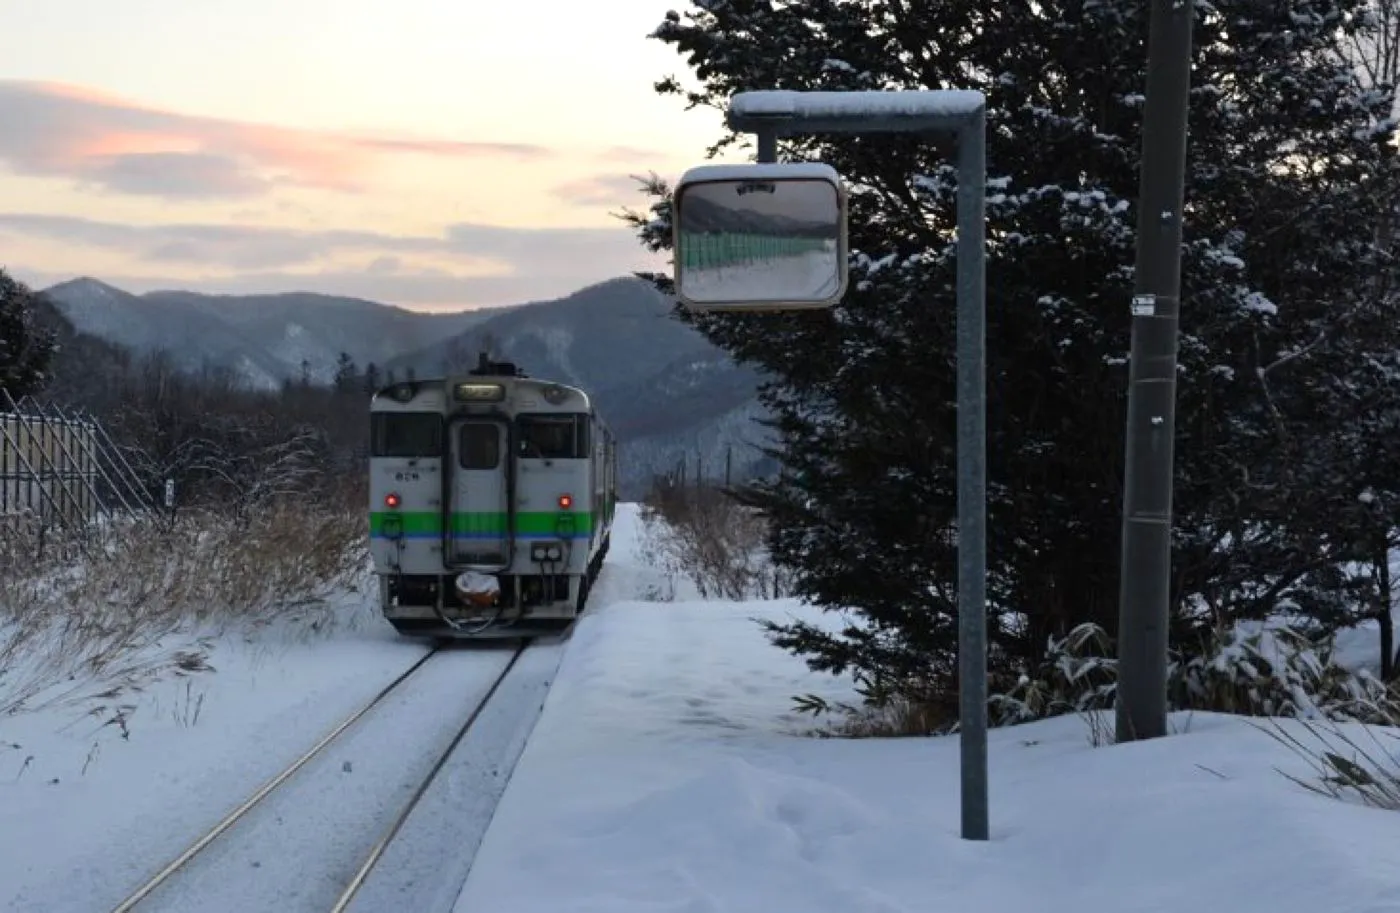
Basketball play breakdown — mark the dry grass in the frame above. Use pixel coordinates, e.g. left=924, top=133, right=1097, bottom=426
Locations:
left=0, top=498, right=368, bottom=720
left=1258, top=716, right=1400, bottom=810
left=639, top=484, right=793, bottom=602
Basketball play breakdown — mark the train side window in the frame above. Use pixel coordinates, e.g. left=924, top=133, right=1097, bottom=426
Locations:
left=517, top=415, right=584, bottom=459
left=458, top=422, right=500, bottom=470
left=371, top=413, right=442, bottom=458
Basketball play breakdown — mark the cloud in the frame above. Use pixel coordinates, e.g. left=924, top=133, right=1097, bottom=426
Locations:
left=0, top=80, right=553, bottom=200
left=0, top=213, right=469, bottom=271
left=0, top=211, right=664, bottom=308
left=553, top=173, right=654, bottom=207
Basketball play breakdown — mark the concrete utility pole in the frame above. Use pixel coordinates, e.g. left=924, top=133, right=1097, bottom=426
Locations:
left=1115, top=0, right=1195, bottom=743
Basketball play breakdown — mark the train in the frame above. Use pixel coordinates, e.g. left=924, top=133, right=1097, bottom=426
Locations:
left=368, top=354, right=618, bottom=638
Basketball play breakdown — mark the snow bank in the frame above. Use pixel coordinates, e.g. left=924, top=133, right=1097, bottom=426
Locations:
left=457, top=596, right=1400, bottom=913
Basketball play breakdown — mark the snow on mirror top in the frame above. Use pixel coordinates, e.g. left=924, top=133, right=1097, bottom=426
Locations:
left=675, top=176, right=844, bottom=308
left=731, top=89, right=985, bottom=120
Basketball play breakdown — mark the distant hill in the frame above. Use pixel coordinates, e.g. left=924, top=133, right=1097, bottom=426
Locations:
left=38, top=275, right=773, bottom=497
left=41, top=278, right=503, bottom=390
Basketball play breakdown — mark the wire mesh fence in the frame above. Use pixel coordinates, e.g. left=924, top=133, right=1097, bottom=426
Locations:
left=0, top=389, right=156, bottom=539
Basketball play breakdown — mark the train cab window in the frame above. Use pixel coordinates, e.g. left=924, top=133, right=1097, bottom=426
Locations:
left=458, top=422, right=501, bottom=470
left=517, top=415, right=586, bottom=459
left=371, top=413, right=442, bottom=458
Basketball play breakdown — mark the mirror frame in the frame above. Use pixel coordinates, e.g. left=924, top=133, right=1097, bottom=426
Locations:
left=671, top=162, right=850, bottom=312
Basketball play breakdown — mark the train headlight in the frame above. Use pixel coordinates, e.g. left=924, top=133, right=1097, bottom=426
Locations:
left=384, top=492, right=401, bottom=509
left=558, top=494, right=573, bottom=509
left=542, top=384, right=569, bottom=405
left=453, top=382, right=505, bottom=402
left=390, top=383, right=416, bottom=403
left=547, top=545, right=562, bottom=561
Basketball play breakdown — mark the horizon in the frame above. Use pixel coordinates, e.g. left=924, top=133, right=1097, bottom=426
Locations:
left=0, top=2, right=740, bottom=313
left=41, top=271, right=646, bottom=314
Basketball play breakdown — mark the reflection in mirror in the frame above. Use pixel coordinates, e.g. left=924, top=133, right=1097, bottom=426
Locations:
left=674, top=176, right=846, bottom=310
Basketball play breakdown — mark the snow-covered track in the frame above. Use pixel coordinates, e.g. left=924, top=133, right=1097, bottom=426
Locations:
left=107, top=640, right=533, bottom=913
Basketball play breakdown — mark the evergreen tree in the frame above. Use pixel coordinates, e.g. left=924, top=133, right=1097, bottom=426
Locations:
left=333, top=351, right=358, bottom=394
left=0, top=269, right=57, bottom=400
left=363, top=362, right=381, bottom=395
left=626, top=0, right=1400, bottom=705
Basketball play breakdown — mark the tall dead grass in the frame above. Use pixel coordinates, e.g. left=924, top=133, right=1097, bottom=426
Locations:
left=639, top=483, right=793, bottom=602
left=0, top=498, right=367, bottom=719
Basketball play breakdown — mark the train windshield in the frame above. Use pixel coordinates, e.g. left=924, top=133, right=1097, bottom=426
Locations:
left=517, top=415, right=587, bottom=459
left=371, top=412, right=442, bottom=458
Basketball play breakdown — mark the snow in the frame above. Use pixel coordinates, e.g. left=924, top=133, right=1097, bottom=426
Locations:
left=1, top=628, right=432, bottom=910
left=731, top=89, right=985, bottom=121
left=681, top=249, right=844, bottom=305
left=123, top=647, right=535, bottom=913
left=8, top=503, right=1400, bottom=913
left=454, top=506, right=1400, bottom=913
left=678, top=161, right=842, bottom=184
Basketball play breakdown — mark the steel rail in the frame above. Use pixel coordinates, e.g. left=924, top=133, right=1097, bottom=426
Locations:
left=329, top=641, right=528, bottom=913
left=109, top=646, right=442, bottom=913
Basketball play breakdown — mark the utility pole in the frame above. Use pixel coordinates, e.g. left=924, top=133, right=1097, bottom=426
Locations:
left=1116, top=0, right=1194, bottom=743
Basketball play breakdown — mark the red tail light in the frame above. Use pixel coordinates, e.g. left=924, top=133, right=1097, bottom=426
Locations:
left=558, top=494, right=573, bottom=509
left=385, top=492, right=401, bottom=509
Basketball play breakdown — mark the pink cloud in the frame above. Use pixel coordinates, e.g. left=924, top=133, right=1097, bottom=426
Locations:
left=0, top=80, right=553, bottom=199
left=553, top=173, right=654, bottom=207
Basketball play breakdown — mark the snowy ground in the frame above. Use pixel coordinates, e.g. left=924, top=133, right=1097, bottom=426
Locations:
left=1, top=618, right=430, bottom=911
left=455, top=505, right=1400, bottom=913
left=7, top=503, right=1400, bottom=912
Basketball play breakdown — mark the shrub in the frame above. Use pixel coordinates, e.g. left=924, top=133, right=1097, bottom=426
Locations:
left=0, top=495, right=368, bottom=720
left=639, top=482, right=794, bottom=602
left=794, top=617, right=1400, bottom=741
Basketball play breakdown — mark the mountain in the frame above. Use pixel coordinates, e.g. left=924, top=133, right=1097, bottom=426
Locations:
left=382, top=277, right=776, bottom=495
left=41, top=278, right=503, bottom=390
left=37, top=275, right=773, bottom=497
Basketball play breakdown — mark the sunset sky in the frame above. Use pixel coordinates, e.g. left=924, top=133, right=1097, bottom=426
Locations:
left=0, top=1, right=739, bottom=311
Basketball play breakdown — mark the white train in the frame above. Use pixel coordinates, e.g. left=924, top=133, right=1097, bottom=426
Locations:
left=369, top=355, right=618, bottom=637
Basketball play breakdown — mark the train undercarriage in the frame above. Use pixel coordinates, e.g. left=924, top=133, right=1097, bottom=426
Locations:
left=380, top=534, right=611, bottom=640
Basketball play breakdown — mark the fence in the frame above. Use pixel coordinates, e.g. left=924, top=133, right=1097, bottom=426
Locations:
left=0, top=390, right=155, bottom=533
left=677, top=232, right=832, bottom=271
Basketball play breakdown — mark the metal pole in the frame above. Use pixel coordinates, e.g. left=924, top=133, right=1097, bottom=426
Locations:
left=725, top=89, right=990, bottom=838
left=757, top=130, right=777, bottom=163
left=1115, top=0, right=1194, bottom=743
left=955, top=109, right=989, bottom=840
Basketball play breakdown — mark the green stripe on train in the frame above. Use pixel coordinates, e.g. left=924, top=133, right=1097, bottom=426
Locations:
left=370, top=511, right=594, bottom=536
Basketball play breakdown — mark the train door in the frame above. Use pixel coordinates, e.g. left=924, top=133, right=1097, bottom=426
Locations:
left=446, top=418, right=510, bottom=570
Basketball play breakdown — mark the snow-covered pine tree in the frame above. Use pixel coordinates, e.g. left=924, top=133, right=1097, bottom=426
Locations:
left=625, top=0, right=1400, bottom=706
left=0, top=268, right=57, bottom=400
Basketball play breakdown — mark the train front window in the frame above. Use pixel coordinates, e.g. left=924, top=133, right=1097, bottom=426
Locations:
left=371, top=413, right=442, bottom=458
left=458, top=422, right=501, bottom=470
left=517, top=415, right=584, bottom=459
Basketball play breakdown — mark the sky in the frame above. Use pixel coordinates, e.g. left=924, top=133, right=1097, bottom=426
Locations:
left=0, top=0, right=743, bottom=312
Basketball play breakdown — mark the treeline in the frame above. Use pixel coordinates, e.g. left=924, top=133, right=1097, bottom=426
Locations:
left=1, top=268, right=377, bottom=512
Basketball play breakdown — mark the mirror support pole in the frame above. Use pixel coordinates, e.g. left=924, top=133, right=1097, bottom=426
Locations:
left=757, top=130, right=777, bottom=164
left=953, top=109, right=988, bottom=843
left=725, top=93, right=988, bottom=841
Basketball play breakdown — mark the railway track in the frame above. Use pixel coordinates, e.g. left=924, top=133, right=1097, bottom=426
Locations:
left=107, top=640, right=530, bottom=913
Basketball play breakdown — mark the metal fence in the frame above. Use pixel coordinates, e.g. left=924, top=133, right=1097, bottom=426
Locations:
left=0, top=390, right=155, bottom=532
